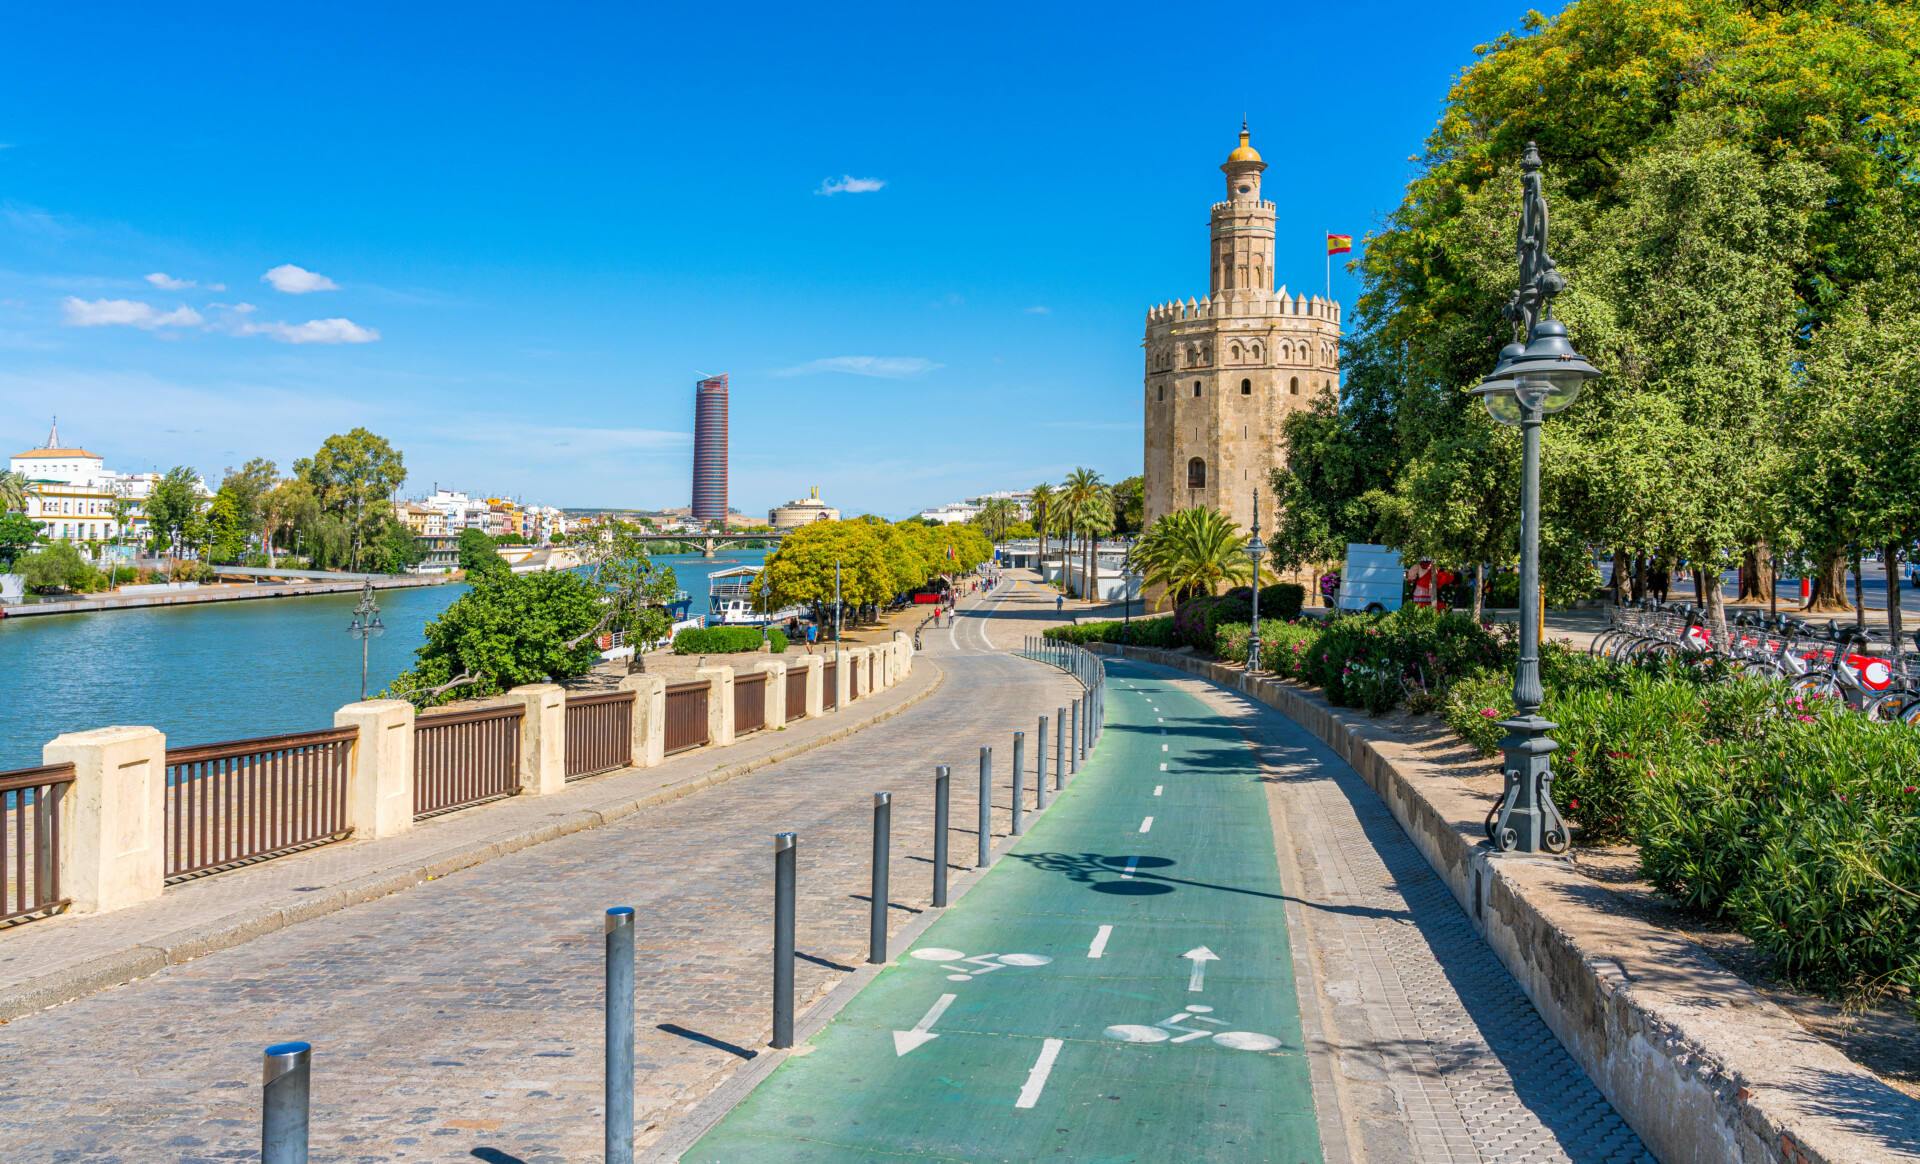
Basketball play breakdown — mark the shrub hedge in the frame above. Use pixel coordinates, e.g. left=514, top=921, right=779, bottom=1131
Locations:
left=672, top=626, right=788, bottom=654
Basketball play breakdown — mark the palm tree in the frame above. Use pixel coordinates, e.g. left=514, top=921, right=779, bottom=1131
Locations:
left=1029, top=483, right=1054, bottom=574
left=1059, top=468, right=1105, bottom=599
left=1133, top=506, right=1264, bottom=608
left=0, top=470, right=30, bottom=514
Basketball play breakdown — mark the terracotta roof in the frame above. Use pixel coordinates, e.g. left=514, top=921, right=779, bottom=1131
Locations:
left=12, top=447, right=103, bottom=460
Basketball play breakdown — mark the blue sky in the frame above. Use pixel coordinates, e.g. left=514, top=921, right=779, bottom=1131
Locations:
left=0, top=1, right=1542, bottom=518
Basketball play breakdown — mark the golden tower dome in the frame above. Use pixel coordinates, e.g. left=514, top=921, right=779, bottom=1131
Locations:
left=1227, top=123, right=1262, bottom=164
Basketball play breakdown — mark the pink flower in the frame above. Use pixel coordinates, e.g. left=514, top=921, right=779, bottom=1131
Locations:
left=1796, top=714, right=1813, bottom=722
left=1480, top=708, right=1498, bottom=719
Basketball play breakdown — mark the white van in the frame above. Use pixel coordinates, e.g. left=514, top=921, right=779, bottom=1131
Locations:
left=1338, top=544, right=1404, bottom=613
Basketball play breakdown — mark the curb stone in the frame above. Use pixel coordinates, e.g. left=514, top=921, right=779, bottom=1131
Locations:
left=0, top=660, right=946, bottom=1026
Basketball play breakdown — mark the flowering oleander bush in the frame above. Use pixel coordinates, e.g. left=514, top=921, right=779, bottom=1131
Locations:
left=1042, top=615, right=1179, bottom=649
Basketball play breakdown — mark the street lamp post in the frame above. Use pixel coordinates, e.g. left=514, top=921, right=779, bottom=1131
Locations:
left=759, top=578, right=772, bottom=651
left=346, top=579, right=385, bottom=701
left=834, top=559, right=842, bottom=644
left=1469, top=142, right=1600, bottom=856
left=1246, top=489, right=1265, bottom=673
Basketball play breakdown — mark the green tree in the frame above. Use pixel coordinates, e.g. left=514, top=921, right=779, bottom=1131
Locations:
left=761, top=520, right=897, bottom=633
left=144, top=466, right=205, bottom=557
left=294, top=428, right=406, bottom=570
left=0, top=470, right=30, bottom=514
left=17, top=541, right=99, bottom=593
left=1364, top=416, right=1521, bottom=620
left=374, top=517, right=429, bottom=574
left=1030, top=483, right=1056, bottom=573
left=384, top=570, right=604, bottom=706
left=574, top=528, right=683, bottom=648
left=458, top=527, right=507, bottom=578
left=1109, top=476, right=1145, bottom=536
left=0, top=512, right=41, bottom=567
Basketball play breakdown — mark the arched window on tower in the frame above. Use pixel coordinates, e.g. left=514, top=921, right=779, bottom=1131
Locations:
left=1193, top=381, right=1203, bottom=397
left=1187, top=458, right=1206, bottom=489
left=1157, top=385, right=1165, bottom=402
left=1290, top=377, right=1299, bottom=395
left=1250, top=342, right=1262, bottom=362
left=1230, top=343, right=1242, bottom=361
left=1241, top=379, right=1251, bottom=395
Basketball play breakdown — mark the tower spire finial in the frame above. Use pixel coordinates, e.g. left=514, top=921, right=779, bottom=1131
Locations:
left=46, top=416, right=58, bottom=450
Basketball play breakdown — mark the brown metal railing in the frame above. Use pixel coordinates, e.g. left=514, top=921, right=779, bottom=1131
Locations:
left=1, top=763, right=74, bottom=924
left=785, top=666, right=806, bottom=722
left=166, top=727, right=357, bottom=882
left=735, top=672, right=767, bottom=734
left=664, top=681, right=710, bottom=753
left=822, top=662, right=838, bottom=710
left=414, top=704, right=523, bottom=817
left=565, top=690, right=635, bottom=781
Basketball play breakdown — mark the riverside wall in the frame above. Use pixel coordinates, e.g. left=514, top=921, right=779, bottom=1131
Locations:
left=0, top=573, right=457, bottom=618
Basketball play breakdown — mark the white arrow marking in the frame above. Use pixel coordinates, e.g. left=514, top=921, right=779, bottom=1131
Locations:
left=1015, top=1038, right=1064, bottom=1108
left=1183, top=946, right=1220, bottom=992
left=1138, top=816, right=1154, bottom=833
left=893, top=993, right=956, bottom=1055
left=1087, top=925, right=1112, bottom=958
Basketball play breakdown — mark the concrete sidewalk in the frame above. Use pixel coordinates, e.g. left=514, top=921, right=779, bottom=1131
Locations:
left=0, top=646, right=942, bottom=1023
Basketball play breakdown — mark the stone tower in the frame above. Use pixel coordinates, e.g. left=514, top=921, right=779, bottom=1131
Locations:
left=1142, top=126, right=1342, bottom=536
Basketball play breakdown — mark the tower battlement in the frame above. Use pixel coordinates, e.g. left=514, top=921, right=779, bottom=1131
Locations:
left=1140, top=126, right=1343, bottom=537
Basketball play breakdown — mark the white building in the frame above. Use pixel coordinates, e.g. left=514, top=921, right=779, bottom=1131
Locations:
left=9, top=421, right=205, bottom=543
left=917, top=501, right=982, bottom=525
left=419, top=489, right=493, bottom=534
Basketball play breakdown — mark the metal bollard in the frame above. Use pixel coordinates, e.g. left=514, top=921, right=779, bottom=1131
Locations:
left=1035, top=717, right=1049, bottom=809
left=261, top=1041, right=311, bottom=1164
left=772, top=832, right=797, bottom=1049
left=1011, top=731, right=1025, bottom=835
left=977, top=747, right=992, bottom=867
left=1055, top=706, right=1067, bottom=790
left=605, top=906, right=635, bottom=1164
left=870, top=793, right=891, bottom=964
left=1070, top=698, right=1080, bottom=775
left=933, top=766, right=950, bottom=907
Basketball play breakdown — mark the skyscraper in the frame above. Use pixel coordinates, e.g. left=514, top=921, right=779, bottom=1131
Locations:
left=691, top=374, right=729, bottom=524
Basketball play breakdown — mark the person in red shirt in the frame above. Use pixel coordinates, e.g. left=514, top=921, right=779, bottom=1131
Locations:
left=1408, top=559, right=1436, bottom=607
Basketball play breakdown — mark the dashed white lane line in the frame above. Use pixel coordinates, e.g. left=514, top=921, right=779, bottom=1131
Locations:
left=1087, top=925, right=1113, bottom=959
left=1121, top=856, right=1140, bottom=879
left=1138, top=816, right=1154, bottom=833
left=1016, top=1039, right=1065, bottom=1109
left=1159, top=763, right=1167, bottom=771
left=1153, top=785, right=1163, bottom=796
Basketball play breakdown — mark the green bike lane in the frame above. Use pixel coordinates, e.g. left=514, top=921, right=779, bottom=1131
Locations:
left=686, top=658, right=1321, bottom=1163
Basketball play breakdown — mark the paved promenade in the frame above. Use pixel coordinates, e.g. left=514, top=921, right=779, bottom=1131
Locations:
left=0, top=572, right=1657, bottom=1162
left=0, top=581, right=1081, bottom=1163
left=688, top=652, right=1655, bottom=1163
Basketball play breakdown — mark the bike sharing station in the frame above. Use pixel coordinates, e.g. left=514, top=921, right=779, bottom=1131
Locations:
left=684, top=664, right=1319, bottom=1163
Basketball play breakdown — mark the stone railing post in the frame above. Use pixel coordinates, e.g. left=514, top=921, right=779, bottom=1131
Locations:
left=44, top=726, right=166, bottom=915
left=617, top=674, right=666, bottom=767
left=334, top=699, right=415, bottom=838
left=796, top=655, right=824, bottom=718
left=755, top=660, right=788, bottom=726
left=697, top=665, right=735, bottom=747
left=833, top=649, right=852, bottom=708
left=507, top=683, right=567, bottom=795
left=847, top=647, right=871, bottom=701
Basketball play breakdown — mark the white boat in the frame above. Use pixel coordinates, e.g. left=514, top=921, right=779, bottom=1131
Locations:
left=706, top=565, right=805, bottom=627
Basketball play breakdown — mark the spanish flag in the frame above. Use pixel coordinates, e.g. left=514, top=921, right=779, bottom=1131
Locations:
left=1327, top=233, right=1353, bottom=255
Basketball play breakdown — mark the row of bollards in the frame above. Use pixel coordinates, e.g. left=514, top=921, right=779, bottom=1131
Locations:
left=256, top=644, right=1106, bottom=1162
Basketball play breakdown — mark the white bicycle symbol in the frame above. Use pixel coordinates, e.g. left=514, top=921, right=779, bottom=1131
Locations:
left=909, top=947, right=1053, bottom=981
left=1104, top=1004, right=1280, bottom=1051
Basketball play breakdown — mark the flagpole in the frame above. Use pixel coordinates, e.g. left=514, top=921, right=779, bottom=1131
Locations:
left=1325, top=231, right=1330, bottom=300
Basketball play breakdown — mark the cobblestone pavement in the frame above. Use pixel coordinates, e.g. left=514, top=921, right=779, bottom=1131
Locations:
left=0, top=580, right=1085, bottom=1164
left=1154, top=666, right=1656, bottom=1164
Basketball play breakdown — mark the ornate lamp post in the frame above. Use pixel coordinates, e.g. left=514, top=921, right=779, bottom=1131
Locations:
left=1470, top=142, right=1600, bottom=855
left=1246, top=488, right=1266, bottom=673
left=346, top=579, right=385, bottom=701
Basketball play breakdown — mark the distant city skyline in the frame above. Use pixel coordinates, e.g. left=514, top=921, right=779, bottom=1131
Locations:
left=0, top=1, right=1550, bottom=517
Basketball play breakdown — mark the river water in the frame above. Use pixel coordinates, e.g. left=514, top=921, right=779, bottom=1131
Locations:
left=0, top=551, right=767, bottom=771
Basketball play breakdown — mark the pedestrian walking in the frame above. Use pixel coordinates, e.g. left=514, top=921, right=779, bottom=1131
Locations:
left=806, top=623, right=817, bottom=653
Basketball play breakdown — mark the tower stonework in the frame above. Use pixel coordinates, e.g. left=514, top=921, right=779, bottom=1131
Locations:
left=1143, top=126, right=1342, bottom=537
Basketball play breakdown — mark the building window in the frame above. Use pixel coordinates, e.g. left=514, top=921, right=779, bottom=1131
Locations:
left=1193, top=381, right=1202, bottom=397
left=1187, top=458, right=1206, bottom=489
left=1157, top=385, right=1164, bottom=402
left=1290, top=377, right=1299, bottom=395
left=1241, top=379, right=1251, bottom=395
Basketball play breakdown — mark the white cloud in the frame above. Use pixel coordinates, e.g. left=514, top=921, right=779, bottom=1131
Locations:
left=262, top=264, right=340, bottom=293
left=1025, top=305, right=1050, bottom=314
left=145, top=272, right=194, bottom=290
left=236, top=317, right=380, bottom=344
left=60, top=297, right=203, bottom=330
left=774, top=356, right=940, bottom=379
left=816, top=175, right=885, bottom=196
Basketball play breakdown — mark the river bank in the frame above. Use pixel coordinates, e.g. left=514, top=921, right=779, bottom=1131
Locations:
left=0, top=573, right=457, bottom=619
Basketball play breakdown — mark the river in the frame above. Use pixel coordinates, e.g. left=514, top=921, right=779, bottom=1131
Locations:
left=0, top=551, right=768, bottom=771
